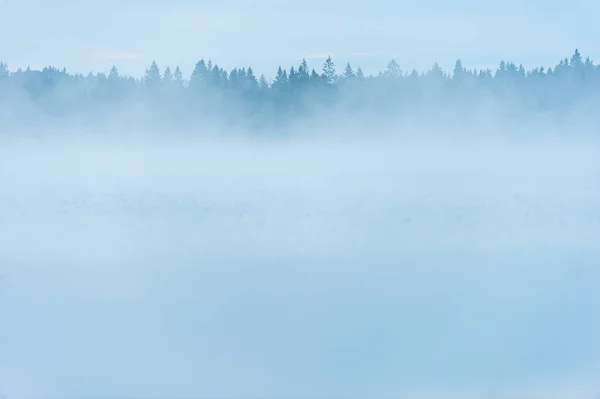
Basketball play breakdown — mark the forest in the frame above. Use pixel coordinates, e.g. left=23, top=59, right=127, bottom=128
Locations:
left=0, top=49, right=598, bottom=130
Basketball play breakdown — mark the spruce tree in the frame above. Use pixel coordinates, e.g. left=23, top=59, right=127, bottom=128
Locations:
left=173, top=66, right=183, bottom=85
left=144, top=60, right=161, bottom=87
left=321, top=55, right=336, bottom=84
left=163, top=66, right=174, bottom=83
left=190, top=60, right=208, bottom=90
left=342, top=62, right=355, bottom=80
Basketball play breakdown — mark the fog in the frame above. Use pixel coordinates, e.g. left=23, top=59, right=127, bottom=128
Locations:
left=0, top=129, right=599, bottom=399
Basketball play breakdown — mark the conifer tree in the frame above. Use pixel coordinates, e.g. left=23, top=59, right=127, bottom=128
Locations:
left=356, top=67, right=365, bottom=80
left=321, top=55, right=336, bottom=84
left=163, top=66, right=174, bottom=83
left=384, top=59, right=402, bottom=79
left=173, top=66, right=183, bottom=85
left=342, top=62, right=355, bottom=80
left=144, top=60, right=161, bottom=87
left=108, top=65, right=119, bottom=81
left=190, top=60, right=208, bottom=90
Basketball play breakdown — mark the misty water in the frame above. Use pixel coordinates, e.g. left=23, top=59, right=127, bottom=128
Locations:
left=1, top=136, right=600, bottom=398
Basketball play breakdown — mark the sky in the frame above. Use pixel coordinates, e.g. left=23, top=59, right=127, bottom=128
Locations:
left=1, top=0, right=600, bottom=78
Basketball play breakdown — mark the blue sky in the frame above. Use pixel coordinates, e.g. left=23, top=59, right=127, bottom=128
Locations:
left=1, top=0, right=599, bottom=78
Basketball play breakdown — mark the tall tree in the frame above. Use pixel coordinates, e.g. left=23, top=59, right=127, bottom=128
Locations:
left=310, top=68, right=321, bottom=84
left=246, top=67, right=258, bottom=89
left=210, top=64, right=226, bottom=87
left=288, top=66, right=298, bottom=88
left=0, top=61, right=8, bottom=79
left=272, top=66, right=289, bottom=90
left=144, top=60, right=161, bottom=88
left=356, top=67, right=365, bottom=80
left=570, top=48, right=583, bottom=69
left=229, top=68, right=240, bottom=89
left=298, top=59, right=310, bottom=84
left=190, top=59, right=208, bottom=90
left=259, top=74, right=269, bottom=90
left=108, top=65, right=119, bottom=81
left=384, top=59, right=402, bottom=79
left=163, top=66, right=174, bottom=83
left=173, top=66, right=183, bottom=85
left=342, top=62, right=355, bottom=80
left=453, top=59, right=465, bottom=81
left=322, top=55, right=336, bottom=84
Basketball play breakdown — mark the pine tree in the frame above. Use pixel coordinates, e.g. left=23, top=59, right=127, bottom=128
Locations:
left=298, top=59, right=310, bottom=84
left=108, top=65, right=119, bottom=81
left=342, top=62, right=355, bottom=80
left=356, top=67, right=365, bottom=80
left=321, top=55, right=336, bottom=84
left=229, top=68, right=240, bottom=89
left=288, top=66, right=298, bottom=87
left=163, top=66, right=174, bottom=83
left=259, top=74, right=269, bottom=90
left=144, top=61, right=161, bottom=87
left=453, top=59, right=465, bottom=82
left=570, top=48, right=583, bottom=69
left=409, top=69, right=419, bottom=81
left=144, top=60, right=161, bottom=87
left=210, top=64, right=225, bottom=87
left=517, top=64, right=525, bottom=78
left=246, top=67, right=258, bottom=88
left=190, top=59, right=208, bottom=90
left=310, top=68, right=321, bottom=84
left=570, top=49, right=585, bottom=80
left=427, top=63, right=445, bottom=81
left=238, top=67, right=247, bottom=81
left=0, top=62, right=8, bottom=79
left=173, top=66, right=183, bottom=85
left=384, top=59, right=402, bottom=79
left=272, top=66, right=289, bottom=90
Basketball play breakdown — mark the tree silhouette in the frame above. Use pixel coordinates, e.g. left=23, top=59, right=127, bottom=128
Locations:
left=190, top=59, right=208, bottom=91
left=321, top=56, right=336, bottom=84
left=356, top=67, right=365, bottom=80
left=272, top=66, right=289, bottom=91
left=174, top=66, right=183, bottom=85
left=108, top=66, right=119, bottom=81
left=163, top=66, right=174, bottom=83
left=0, top=61, right=10, bottom=79
left=342, top=63, right=355, bottom=80
left=0, top=48, right=597, bottom=129
left=144, top=60, right=161, bottom=88
left=384, top=59, right=402, bottom=79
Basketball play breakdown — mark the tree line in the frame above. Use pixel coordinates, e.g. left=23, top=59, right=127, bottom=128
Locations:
left=0, top=49, right=598, bottom=130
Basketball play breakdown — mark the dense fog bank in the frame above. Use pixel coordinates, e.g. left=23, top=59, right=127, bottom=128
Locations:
left=1, top=130, right=599, bottom=398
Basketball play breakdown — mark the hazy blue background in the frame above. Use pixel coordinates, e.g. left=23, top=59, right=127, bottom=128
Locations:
left=1, top=0, right=600, bottom=77
left=2, top=1, right=600, bottom=398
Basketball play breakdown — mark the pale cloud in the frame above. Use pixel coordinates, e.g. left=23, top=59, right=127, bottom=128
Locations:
left=351, top=52, right=372, bottom=57
left=167, top=9, right=232, bottom=33
left=305, top=52, right=370, bottom=60
left=305, top=53, right=335, bottom=60
left=98, top=52, right=141, bottom=61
